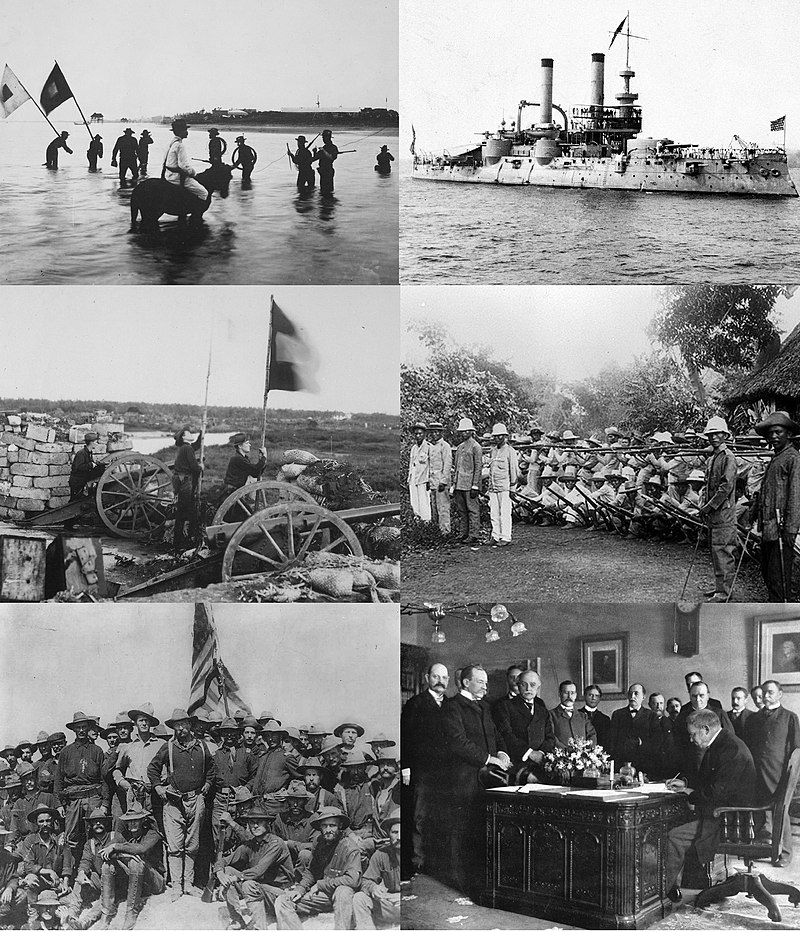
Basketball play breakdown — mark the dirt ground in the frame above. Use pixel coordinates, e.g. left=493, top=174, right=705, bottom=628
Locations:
left=402, top=525, right=772, bottom=604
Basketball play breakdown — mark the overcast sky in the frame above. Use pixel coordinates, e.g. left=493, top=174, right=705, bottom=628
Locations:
left=402, top=286, right=800, bottom=384
left=402, top=0, right=800, bottom=153
left=0, top=0, right=397, bottom=117
left=0, top=287, right=399, bottom=414
left=0, top=603, right=398, bottom=744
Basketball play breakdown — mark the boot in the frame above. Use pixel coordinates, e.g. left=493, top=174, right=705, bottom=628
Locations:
left=122, top=863, right=144, bottom=929
left=98, top=865, right=117, bottom=927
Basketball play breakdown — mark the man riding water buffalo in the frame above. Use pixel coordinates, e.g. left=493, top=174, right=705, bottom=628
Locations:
left=163, top=119, right=208, bottom=204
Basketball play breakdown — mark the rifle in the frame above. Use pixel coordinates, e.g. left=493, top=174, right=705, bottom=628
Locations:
left=548, top=486, right=593, bottom=527
left=575, top=485, right=617, bottom=533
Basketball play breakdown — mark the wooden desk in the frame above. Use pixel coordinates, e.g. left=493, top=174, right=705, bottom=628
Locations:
left=484, top=786, right=690, bottom=930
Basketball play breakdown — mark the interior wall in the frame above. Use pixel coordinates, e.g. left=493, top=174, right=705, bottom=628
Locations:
left=401, top=603, right=800, bottom=718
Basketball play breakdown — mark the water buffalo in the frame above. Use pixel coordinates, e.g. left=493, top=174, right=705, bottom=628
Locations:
left=130, top=162, right=234, bottom=228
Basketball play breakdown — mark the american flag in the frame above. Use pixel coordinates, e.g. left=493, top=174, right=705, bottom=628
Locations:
left=188, top=603, right=251, bottom=718
left=771, top=116, right=786, bottom=132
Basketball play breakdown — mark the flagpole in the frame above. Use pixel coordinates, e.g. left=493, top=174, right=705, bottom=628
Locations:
left=15, top=75, right=62, bottom=140
left=214, top=642, right=231, bottom=717
left=198, top=327, right=213, bottom=495
left=260, top=295, right=274, bottom=451
left=56, top=61, right=94, bottom=142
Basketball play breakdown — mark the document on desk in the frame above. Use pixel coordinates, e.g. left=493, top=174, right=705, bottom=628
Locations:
left=617, top=782, right=673, bottom=795
left=568, top=789, right=647, bottom=801
left=487, top=784, right=568, bottom=794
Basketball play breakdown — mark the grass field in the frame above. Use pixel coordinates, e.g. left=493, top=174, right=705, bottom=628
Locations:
left=151, top=424, right=401, bottom=496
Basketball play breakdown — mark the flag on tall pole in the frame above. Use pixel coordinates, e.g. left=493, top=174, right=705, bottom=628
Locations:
left=0, top=65, right=30, bottom=118
left=268, top=300, right=320, bottom=393
left=410, top=124, right=416, bottom=157
left=188, top=603, right=251, bottom=719
left=771, top=116, right=786, bottom=132
left=609, top=13, right=628, bottom=49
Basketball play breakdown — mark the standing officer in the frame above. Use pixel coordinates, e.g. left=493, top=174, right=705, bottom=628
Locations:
left=452, top=417, right=483, bottom=544
left=172, top=427, right=202, bottom=553
left=427, top=422, right=452, bottom=534
left=137, top=130, right=153, bottom=174
left=111, top=127, right=139, bottom=184
left=753, top=411, right=800, bottom=601
left=87, top=135, right=103, bottom=172
left=698, top=416, right=738, bottom=602
left=147, top=709, right=216, bottom=898
left=207, top=128, right=227, bottom=165
left=312, top=130, right=338, bottom=195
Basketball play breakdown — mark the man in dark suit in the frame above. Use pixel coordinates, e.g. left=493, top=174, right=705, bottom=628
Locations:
left=671, top=681, right=733, bottom=778
left=744, top=679, right=800, bottom=866
left=609, top=683, right=661, bottom=776
left=443, top=664, right=509, bottom=895
left=684, top=671, right=724, bottom=711
left=665, top=709, right=756, bottom=900
left=401, top=663, right=450, bottom=876
left=582, top=684, right=611, bottom=749
left=493, top=670, right=554, bottom=781
left=728, top=686, right=753, bottom=741
left=549, top=681, right=596, bottom=748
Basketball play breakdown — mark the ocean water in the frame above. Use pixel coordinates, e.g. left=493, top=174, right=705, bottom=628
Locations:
left=0, top=121, right=399, bottom=285
left=400, top=158, right=800, bottom=284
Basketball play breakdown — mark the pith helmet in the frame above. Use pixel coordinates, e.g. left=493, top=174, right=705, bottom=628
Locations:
left=701, top=416, right=731, bottom=438
left=688, top=469, right=705, bottom=482
left=561, top=430, right=579, bottom=441
left=755, top=411, right=800, bottom=437
left=491, top=423, right=508, bottom=436
left=456, top=417, right=475, bottom=432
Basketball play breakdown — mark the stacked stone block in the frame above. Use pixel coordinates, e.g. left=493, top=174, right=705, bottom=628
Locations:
left=0, top=422, right=133, bottom=520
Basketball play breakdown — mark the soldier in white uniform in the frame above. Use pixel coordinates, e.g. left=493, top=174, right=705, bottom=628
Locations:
left=407, top=423, right=431, bottom=522
left=162, top=118, right=208, bottom=204
left=487, top=424, right=518, bottom=545
left=426, top=421, right=452, bottom=533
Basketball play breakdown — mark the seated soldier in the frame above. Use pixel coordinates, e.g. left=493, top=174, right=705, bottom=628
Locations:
left=353, top=808, right=400, bottom=930
left=297, top=758, right=340, bottom=811
left=17, top=805, right=73, bottom=930
left=218, top=786, right=256, bottom=860
left=11, top=764, right=60, bottom=846
left=2, top=775, right=23, bottom=846
left=96, top=804, right=165, bottom=930
left=216, top=804, right=294, bottom=931
left=273, top=785, right=317, bottom=875
left=64, top=808, right=113, bottom=930
left=274, top=807, right=360, bottom=930
left=0, top=819, right=26, bottom=927
left=30, top=889, right=64, bottom=930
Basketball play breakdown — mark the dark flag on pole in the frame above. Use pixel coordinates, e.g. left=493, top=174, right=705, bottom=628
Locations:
left=609, top=14, right=628, bottom=49
left=40, top=63, right=73, bottom=115
left=268, top=300, right=320, bottom=393
left=410, top=124, right=416, bottom=156
left=771, top=115, right=786, bottom=132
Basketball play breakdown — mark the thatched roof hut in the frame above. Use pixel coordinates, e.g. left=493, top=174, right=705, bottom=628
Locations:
left=724, top=322, right=800, bottom=419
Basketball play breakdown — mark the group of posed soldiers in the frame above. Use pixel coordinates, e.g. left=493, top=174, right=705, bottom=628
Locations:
left=402, top=662, right=800, bottom=898
left=0, top=707, right=400, bottom=930
left=407, top=409, right=800, bottom=601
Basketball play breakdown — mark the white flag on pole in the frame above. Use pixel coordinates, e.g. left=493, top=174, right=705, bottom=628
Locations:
left=0, top=64, right=30, bottom=118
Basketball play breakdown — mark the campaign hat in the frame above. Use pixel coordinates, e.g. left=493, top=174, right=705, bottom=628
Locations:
left=27, top=803, right=60, bottom=826
left=320, top=735, right=342, bottom=754
left=367, top=732, right=396, bottom=747
left=232, top=786, right=255, bottom=806
left=84, top=807, right=112, bottom=825
left=261, top=720, right=286, bottom=734
left=333, top=722, right=364, bottom=738
left=66, top=712, right=100, bottom=731
left=341, top=750, right=370, bottom=767
left=239, top=804, right=276, bottom=822
left=240, top=716, right=262, bottom=732
left=310, top=806, right=349, bottom=828
left=17, top=762, right=35, bottom=778
left=307, top=723, right=329, bottom=737
left=208, top=128, right=220, bottom=135
left=298, top=756, right=327, bottom=772
left=35, top=891, right=61, bottom=908
left=47, top=732, right=66, bottom=743
left=230, top=432, right=249, bottom=446
left=128, top=703, right=160, bottom=726
left=171, top=118, right=190, bottom=131
left=173, top=426, right=192, bottom=443
left=296, top=135, right=307, bottom=143
left=257, top=710, right=281, bottom=725
left=755, top=411, right=800, bottom=438
left=283, top=781, right=313, bottom=800
left=35, top=731, right=51, bottom=748
left=119, top=804, right=150, bottom=822
left=374, top=750, right=398, bottom=766
left=164, top=708, right=197, bottom=728
left=217, top=717, right=241, bottom=733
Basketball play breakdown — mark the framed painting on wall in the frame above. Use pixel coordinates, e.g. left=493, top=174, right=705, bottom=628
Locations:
left=580, top=633, right=628, bottom=700
left=755, top=617, right=800, bottom=691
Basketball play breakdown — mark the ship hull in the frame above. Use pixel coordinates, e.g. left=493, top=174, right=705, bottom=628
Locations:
left=412, top=154, right=798, bottom=197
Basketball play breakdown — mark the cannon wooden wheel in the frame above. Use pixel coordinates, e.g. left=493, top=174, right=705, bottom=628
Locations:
left=212, top=479, right=316, bottom=527
left=95, top=453, right=174, bottom=539
left=221, top=500, right=363, bottom=581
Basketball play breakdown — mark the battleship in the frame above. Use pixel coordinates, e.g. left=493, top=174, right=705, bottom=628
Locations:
left=412, top=26, right=797, bottom=198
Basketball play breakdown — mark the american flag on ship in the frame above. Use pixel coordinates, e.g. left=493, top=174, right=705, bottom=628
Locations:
left=188, top=603, right=251, bottom=718
left=771, top=116, right=786, bottom=132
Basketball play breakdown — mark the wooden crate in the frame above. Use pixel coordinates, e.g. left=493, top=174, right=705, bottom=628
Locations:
left=0, top=534, right=48, bottom=601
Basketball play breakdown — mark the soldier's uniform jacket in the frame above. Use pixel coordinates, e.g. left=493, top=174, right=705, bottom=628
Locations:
left=407, top=441, right=431, bottom=486
left=222, top=833, right=294, bottom=887
left=453, top=437, right=482, bottom=491
left=758, top=445, right=800, bottom=541
left=18, top=831, right=73, bottom=878
left=703, top=446, right=737, bottom=527
left=427, top=439, right=452, bottom=487
left=77, top=831, right=113, bottom=877
left=296, top=832, right=361, bottom=895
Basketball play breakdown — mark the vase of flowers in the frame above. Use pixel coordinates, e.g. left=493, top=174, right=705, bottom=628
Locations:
left=543, top=738, right=612, bottom=788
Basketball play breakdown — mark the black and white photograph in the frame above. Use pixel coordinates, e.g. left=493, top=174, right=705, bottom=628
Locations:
left=401, top=283, right=800, bottom=604
left=401, top=601, right=800, bottom=929
left=0, top=0, right=399, bottom=285
left=0, top=601, right=400, bottom=930
left=0, top=287, right=400, bottom=603
left=400, top=0, right=800, bottom=284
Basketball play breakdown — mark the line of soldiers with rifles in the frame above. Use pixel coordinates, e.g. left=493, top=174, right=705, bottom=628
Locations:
left=0, top=708, right=399, bottom=930
left=407, top=410, right=800, bottom=601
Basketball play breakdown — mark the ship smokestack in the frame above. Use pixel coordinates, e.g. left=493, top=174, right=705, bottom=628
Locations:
left=540, top=58, right=553, bottom=125
left=590, top=52, right=605, bottom=125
